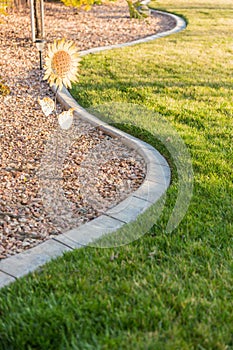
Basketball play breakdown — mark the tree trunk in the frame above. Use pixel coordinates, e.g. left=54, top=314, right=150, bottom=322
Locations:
left=14, top=0, right=28, bottom=9
left=34, top=0, right=43, bottom=39
left=30, top=0, right=44, bottom=41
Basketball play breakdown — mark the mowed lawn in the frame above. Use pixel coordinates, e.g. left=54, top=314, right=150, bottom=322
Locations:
left=0, top=0, right=232, bottom=349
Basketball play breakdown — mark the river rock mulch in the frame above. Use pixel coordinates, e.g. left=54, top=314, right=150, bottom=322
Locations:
left=0, top=1, right=176, bottom=259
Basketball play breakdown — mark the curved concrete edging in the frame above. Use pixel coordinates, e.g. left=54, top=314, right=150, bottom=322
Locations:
left=78, top=10, right=186, bottom=56
left=0, top=10, right=186, bottom=288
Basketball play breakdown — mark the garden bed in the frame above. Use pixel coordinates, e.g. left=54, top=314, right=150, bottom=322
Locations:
left=0, top=0, right=175, bottom=258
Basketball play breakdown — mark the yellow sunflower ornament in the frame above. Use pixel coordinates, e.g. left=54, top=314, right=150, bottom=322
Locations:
left=39, top=39, right=80, bottom=130
left=43, top=39, right=81, bottom=90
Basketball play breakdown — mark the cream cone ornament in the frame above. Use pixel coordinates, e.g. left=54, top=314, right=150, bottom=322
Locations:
left=43, top=39, right=81, bottom=90
left=58, top=108, right=74, bottom=130
left=38, top=97, right=55, bottom=116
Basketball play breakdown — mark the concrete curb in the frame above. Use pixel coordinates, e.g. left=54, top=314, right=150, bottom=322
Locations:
left=0, top=10, right=186, bottom=289
left=78, top=10, right=186, bottom=56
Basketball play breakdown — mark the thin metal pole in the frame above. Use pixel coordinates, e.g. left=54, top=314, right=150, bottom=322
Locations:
left=39, top=50, right=42, bottom=70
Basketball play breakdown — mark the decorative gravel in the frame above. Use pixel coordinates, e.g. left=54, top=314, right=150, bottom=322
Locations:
left=0, top=1, right=175, bottom=259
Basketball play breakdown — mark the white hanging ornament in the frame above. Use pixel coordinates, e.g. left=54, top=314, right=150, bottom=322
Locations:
left=58, top=108, right=74, bottom=130
left=38, top=97, right=55, bottom=117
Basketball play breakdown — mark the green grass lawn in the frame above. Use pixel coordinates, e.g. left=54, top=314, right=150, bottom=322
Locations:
left=0, top=0, right=233, bottom=349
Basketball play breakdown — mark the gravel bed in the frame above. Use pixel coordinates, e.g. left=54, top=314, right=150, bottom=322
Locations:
left=0, top=1, right=175, bottom=259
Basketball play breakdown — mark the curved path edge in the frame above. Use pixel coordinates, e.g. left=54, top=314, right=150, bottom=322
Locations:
left=0, top=10, right=186, bottom=289
left=79, top=10, right=186, bottom=56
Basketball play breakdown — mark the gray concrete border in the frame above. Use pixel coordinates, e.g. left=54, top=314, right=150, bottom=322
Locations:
left=0, top=9, right=186, bottom=289
left=78, top=10, right=186, bottom=56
